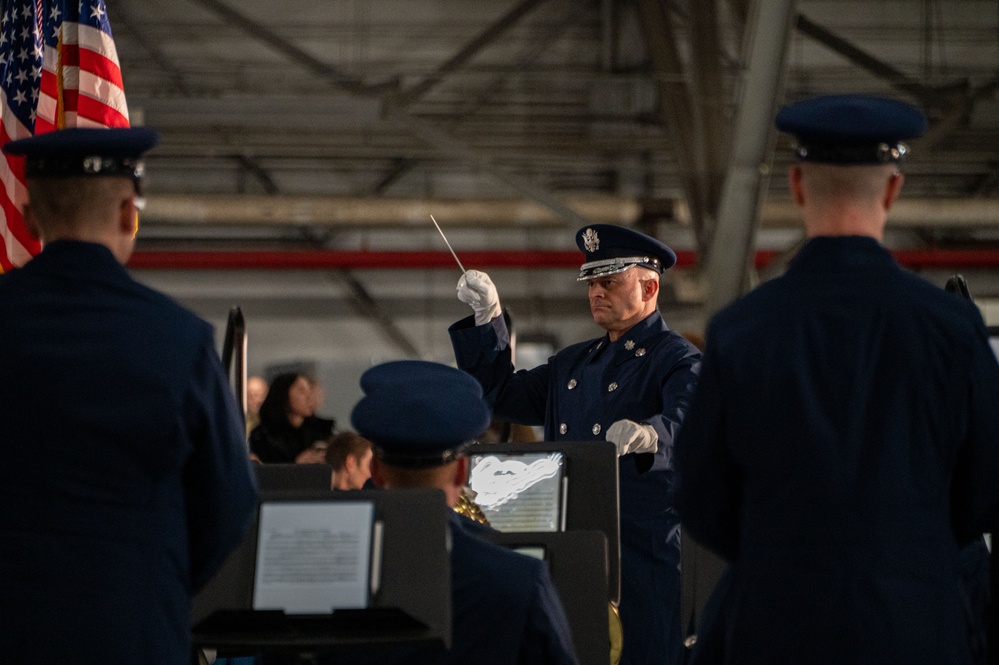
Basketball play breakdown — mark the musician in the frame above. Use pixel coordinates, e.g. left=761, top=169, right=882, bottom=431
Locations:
left=675, top=94, right=999, bottom=664
left=352, top=360, right=579, bottom=665
left=0, top=128, right=258, bottom=664
left=449, top=226, right=701, bottom=665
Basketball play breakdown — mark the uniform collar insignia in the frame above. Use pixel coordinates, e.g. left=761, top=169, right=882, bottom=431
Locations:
left=582, top=228, right=599, bottom=253
left=624, top=340, right=635, bottom=350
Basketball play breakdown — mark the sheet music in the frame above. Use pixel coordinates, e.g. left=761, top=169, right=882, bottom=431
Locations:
left=253, top=501, right=374, bottom=613
left=469, top=452, right=564, bottom=532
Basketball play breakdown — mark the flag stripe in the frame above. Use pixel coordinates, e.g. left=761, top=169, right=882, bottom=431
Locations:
left=0, top=0, right=129, bottom=271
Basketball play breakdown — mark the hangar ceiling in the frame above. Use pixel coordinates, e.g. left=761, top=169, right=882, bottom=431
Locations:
left=103, top=0, right=999, bottom=367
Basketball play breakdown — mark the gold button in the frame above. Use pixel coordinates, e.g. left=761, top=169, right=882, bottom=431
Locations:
left=568, top=379, right=577, bottom=390
left=592, top=424, right=602, bottom=435
left=608, top=382, right=618, bottom=392
left=559, top=423, right=568, bottom=435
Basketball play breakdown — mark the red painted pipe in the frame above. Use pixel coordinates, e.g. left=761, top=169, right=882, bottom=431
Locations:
left=127, top=249, right=771, bottom=270
left=126, top=248, right=999, bottom=271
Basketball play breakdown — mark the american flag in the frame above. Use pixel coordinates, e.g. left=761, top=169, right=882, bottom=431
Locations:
left=0, top=0, right=129, bottom=272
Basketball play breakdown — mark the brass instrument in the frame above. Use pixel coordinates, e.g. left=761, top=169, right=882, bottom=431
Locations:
left=609, top=603, right=623, bottom=665
left=454, top=485, right=490, bottom=525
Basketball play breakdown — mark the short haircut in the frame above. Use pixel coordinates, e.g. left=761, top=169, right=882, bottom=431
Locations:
left=324, top=431, right=373, bottom=471
left=27, top=176, right=133, bottom=234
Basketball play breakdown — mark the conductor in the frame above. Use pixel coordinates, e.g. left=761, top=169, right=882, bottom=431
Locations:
left=0, top=128, right=258, bottom=664
left=449, top=226, right=701, bottom=665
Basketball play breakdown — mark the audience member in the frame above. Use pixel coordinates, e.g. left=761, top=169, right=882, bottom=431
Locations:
left=245, top=375, right=268, bottom=435
left=324, top=431, right=374, bottom=490
left=249, top=372, right=335, bottom=463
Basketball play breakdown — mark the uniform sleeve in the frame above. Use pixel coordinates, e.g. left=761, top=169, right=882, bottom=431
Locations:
left=634, top=342, right=701, bottom=474
left=449, top=314, right=550, bottom=426
left=950, top=314, right=999, bottom=540
left=518, top=564, right=580, bottom=665
left=673, top=332, right=741, bottom=561
left=183, top=332, right=259, bottom=591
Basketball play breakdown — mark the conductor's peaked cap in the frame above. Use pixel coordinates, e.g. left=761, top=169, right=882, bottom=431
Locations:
left=575, top=224, right=677, bottom=281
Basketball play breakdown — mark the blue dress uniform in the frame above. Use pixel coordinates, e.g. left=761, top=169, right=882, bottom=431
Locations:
left=449, top=510, right=579, bottom=665
left=0, top=129, right=258, bottom=664
left=450, top=228, right=701, bottom=665
left=674, top=96, right=999, bottom=664
left=351, top=360, right=579, bottom=665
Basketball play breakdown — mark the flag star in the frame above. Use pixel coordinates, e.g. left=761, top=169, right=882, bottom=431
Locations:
left=20, top=25, right=31, bottom=40
left=29, top=109, right=36, bottom=122
left=16, top=47, right=28, bottom=62
left=90, top=4, right=106, bottom=20
left=30, top=88, right=38, bottom=101
left=0, top=32, right=8, bottom=45
left=12, top=89, right=25, bottom=104
left=31, top=65, right=40, bottom=79
left=19, top=5, right=31, bottom=19
left=50, top=6, right=61, bottom=21
left=15, top=68, right=27, bottom=84
left=32, top=43, right=41, bottom=58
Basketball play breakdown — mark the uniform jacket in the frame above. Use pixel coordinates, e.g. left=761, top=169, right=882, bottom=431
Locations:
left=450, top=310, right=700, bottom=665
left=449, top=512, right=578, bottom=665
left=0, top=241, right=259, bottom=664
left=675, top=236, right=999, bottom=665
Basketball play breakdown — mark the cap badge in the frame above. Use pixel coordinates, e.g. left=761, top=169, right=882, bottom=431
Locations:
left=82, top=156, right=104, bottom=174
left=582, top=228, right=600, bottom=253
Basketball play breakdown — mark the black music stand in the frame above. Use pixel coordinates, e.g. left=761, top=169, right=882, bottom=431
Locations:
left=192, top=487, right=451, bottom=658
left=487, top=530, right=610, bottom=665
left=253, top=462, right=333, bottom=492
left=466, top=440, right=621, bottom=603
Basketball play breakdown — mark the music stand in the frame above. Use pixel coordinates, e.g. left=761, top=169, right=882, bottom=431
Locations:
left=192, top=487, right=451, bottom=657
left=466, top=440, right=620, bottom=603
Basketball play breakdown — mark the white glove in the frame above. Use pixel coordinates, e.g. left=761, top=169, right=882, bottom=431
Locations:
left=457, top=269, right=502, bottom=326
left=606, top=419, right=658, bottom=457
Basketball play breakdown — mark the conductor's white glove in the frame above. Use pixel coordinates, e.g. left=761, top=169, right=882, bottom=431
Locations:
left=606, top=419, right=658, bottom=457
left=457, top=269, right=502, bottom=326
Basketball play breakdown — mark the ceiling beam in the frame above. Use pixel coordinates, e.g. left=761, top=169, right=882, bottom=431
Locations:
left=393, top=0, right=550, bottom=108
left=794, top=13, right=949, bottom=112
left=371, top=1, right=579, bottom=195
left=189, top=0, right=593, bottom=228
left=636, top=0, right=710, bottom=249
left=138, top=194, right=999, bottom=229
left=187, top=0, right=395, bottom=97
left=112, top=4, right=194, bottom=96
left=689, top=0, right=728, bottom=207
left=140, top=194, right=640, bottom=227
left=704, top=0, right=795, bottom=315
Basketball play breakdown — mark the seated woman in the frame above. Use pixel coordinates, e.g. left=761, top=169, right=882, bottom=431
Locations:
left=248, top=372, right=335, bottom=463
